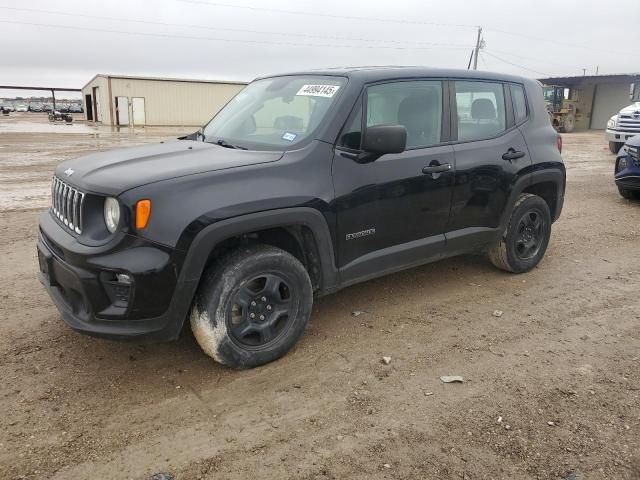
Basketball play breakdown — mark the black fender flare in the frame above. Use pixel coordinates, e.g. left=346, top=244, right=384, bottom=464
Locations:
left=164, top=208, right=339, bottom=338
left=498, top=167, right=566, bottom=231
left=180, top=205, right=337, bottom=296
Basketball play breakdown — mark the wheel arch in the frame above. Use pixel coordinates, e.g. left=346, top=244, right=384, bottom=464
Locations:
left=169, top=208, right=338, bottom=334
left=499, top=167, right=566, bottom=230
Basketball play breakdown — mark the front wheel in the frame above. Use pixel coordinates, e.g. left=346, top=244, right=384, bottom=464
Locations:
left=190, top=244, right=313, bottom=368
left=609, top=141, right=624, bottom=154
left=488, top=193, right=552, bottom=273
left=618, top=186, right=639, bottom=200
left=560, top=113, right=575, bottom=133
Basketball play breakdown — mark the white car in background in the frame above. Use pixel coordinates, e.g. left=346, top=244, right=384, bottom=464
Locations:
left=606, top=82, right=640, bottom=153
left=15, top=104, right=28, bottom=112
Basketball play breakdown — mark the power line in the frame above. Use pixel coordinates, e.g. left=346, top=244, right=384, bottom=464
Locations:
left=478, top=52, right=489, bottom=70
left=482, top=51, right=550, bottom=77
left=484, top=27, right=634, bottom=56
left=0, top=18, right=473, bottom=51
left=173, top=1, right=633, bottom=57
left=0, top=5, right=471, bottom=48
left=177, top=0, right=478, bottom=28
left=488, top=48, right=579, bottom=70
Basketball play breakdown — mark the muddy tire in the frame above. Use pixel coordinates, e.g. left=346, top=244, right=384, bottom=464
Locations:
left=560, top=113, right=575, bottom=133
left=618, top=186, right=639, bottom=200
left=488, top=193, right=551, bottom=273
left=609, top=141, right=624, bottom=154
left=190, top=244, right=313, bottom=369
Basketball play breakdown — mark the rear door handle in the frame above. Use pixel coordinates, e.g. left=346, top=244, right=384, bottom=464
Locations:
left=422, top=163, right=451, bottom=174
left=502, top=148, right=526, bottom=161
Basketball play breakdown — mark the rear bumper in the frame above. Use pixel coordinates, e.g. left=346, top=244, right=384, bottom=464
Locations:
left=606, top=129, right=639, bottom=144
left=37, top=211, right=196, bottom=342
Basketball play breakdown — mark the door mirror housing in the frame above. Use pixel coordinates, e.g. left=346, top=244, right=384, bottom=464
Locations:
left=363, top=124, right=407, bottom=156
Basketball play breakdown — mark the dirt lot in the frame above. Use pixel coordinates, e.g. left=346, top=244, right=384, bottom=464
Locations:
left=1, top=113, right=639, bottom=480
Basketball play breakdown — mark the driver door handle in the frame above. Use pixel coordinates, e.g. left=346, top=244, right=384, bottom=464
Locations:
left=502, top=148, right=526, bottom=161
left=422, top=163, right=451, bottom=174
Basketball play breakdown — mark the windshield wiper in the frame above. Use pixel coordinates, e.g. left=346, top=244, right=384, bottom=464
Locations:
left=215, top=138, right=248, bottom=150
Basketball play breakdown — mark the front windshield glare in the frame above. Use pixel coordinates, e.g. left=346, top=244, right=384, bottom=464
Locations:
left=203, top=76, right=346, bottom=150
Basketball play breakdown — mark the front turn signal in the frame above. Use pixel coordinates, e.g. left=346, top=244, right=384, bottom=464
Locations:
left=135, top=199, right=152, bottom=229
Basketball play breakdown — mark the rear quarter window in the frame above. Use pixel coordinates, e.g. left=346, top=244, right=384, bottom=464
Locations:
left=511, top=84, right=528, bottom=124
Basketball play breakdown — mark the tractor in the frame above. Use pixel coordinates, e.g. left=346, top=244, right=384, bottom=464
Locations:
left=543, top=85, right=578, bottom=133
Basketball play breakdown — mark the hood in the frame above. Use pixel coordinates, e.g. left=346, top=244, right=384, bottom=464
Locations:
left=624, top=134, right=640, bottom=148
left=55, top=140, right=284, bottom=196
left=619, top=102, right=640, bottom=116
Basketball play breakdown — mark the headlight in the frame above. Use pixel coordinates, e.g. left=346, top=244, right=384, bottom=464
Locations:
left=607, top=116, right=618, bottom=129
left=618, top=157, right=628, bottom=171
left=103, top=197, right=120, bottom=233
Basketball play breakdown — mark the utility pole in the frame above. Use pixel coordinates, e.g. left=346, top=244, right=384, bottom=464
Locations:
left=467, top=49, right=474, bottom=70
left=473, top=26, right=483, bottom=70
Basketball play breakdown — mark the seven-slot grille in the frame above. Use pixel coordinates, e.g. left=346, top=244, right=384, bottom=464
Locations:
left=618, top=114, right=640, bottom=135
left=51, top=176, right=85, bottom=234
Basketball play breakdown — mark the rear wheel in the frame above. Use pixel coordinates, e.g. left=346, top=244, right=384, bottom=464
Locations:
left=488, top=194, right=552, bottom=273
left=190, top=244, right=313, bottom=368
left=609, top=141, right=624, bottom=154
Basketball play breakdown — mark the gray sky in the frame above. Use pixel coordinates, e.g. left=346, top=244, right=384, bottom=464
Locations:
left=1, top=0, right=639, bottom=96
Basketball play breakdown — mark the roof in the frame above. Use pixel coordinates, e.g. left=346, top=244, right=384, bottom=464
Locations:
left=82, top=73, right=247, bottom=90
left=256, top=66, right=532, bottom=83
left=539, top=73, right=640, bottom=87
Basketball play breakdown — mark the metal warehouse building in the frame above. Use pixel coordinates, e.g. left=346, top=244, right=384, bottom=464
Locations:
left=81, top=74, right=246, bottom=127
left=539, top=73, right=640, bottom=131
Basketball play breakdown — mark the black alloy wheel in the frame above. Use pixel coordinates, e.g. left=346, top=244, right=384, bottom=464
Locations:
left=228, top=273, right=296, bottom=348
left=514, top=208, right=546, bottom=261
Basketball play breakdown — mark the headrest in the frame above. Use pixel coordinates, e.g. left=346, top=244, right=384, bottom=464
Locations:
left=471, top=98, right=496, bottom=120
left=398, top=91, right=438, bottom=129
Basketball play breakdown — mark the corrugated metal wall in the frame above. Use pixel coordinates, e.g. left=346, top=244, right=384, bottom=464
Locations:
left=109, top=78, right=245, bottom=126
left=81, top=76, right=110, bottom=124
left=81, top=76, right=246, bottom=126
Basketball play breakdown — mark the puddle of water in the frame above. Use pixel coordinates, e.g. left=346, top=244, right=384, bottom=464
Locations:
left=0, top=121, right=98, bottom=134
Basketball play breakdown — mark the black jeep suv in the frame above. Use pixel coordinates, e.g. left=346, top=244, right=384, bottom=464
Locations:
left=38, top=67, right=565, bottom=368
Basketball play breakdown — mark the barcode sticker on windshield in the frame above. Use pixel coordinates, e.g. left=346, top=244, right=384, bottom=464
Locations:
left=296, top=84, right=340, bottom=98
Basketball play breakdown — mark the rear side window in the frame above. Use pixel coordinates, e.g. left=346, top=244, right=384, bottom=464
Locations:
left=366, top=81, right=443, bottom=148
left=511, top=84, right=528, bottom=124
left=454, top=81, right=506, bottom=141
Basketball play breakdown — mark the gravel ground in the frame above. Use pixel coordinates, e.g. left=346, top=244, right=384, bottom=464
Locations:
left=1, top=113, right=639, bottom=480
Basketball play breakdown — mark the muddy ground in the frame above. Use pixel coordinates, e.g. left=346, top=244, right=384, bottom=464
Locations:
left=1, top=113, right=639, bottom=479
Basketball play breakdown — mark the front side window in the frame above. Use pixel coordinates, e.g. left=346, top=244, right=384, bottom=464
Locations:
left=511, top=84, right=528, bottom=124
left=203, top=75, right=346, bottom=150
left=455, top=81, right=506, bottom=141
left=366, top=81, right=443, bottom=149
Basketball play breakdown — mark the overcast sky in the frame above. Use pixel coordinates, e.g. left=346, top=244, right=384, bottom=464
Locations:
left=1, top=0, right=639, bottom=98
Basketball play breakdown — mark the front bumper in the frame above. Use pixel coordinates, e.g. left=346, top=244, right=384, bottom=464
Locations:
left=615, top=174, right=640, bottom=191
left=614, top=153, right=640, bottom=191
left=606, top=129, right=639, bottom=144
left=37, top=211, right=195, bottom=342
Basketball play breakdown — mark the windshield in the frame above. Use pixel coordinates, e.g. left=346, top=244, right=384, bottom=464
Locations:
left=203, top=75, right=346, bottom=150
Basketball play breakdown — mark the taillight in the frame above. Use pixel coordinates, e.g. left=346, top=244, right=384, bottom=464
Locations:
left=556, top=134, right=562, bottom=153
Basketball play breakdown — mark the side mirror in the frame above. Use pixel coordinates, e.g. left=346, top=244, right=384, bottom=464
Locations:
left=363, top=124, right=407, bottom=156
